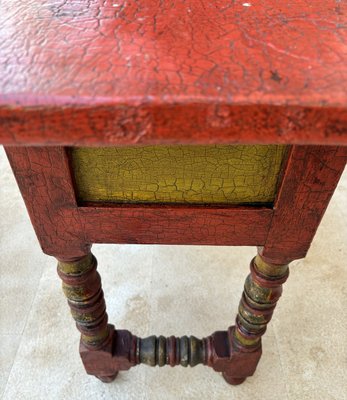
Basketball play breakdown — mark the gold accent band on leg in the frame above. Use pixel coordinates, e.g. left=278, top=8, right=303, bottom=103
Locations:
left=234, top=255, right=289, bottom=348
left=57, top=254, right=110, bottom=348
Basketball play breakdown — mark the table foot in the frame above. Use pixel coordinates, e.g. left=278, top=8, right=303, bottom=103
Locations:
left=222, top=374, right=246, bottom=385
left=96, top=373, right=118, bottom=383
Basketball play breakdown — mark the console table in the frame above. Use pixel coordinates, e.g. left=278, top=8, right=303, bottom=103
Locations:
left=1, top=0, right=346, bottom=386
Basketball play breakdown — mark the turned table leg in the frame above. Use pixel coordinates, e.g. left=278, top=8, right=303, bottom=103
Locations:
left=218, top=252, right=289, bottom=385
left=57, top=253, right=119, bottom=383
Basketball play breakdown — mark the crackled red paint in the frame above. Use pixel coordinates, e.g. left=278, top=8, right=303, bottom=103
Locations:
left=0, top=0, right=347, bottom=145
left=1, top=0, right=347, bottom=388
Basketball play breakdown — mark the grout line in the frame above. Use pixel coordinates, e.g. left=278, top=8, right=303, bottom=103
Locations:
left=0, top=335, right=21, bottom=400
left=0, top=334, right=21, bottom=400
left=19, top=258, right=49, bottom=336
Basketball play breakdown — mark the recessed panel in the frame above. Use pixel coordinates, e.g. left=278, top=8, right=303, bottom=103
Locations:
left=71, top=145, right=286, bottom=205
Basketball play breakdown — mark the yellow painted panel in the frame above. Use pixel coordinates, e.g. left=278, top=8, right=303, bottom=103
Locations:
left=71, top=145, right=287, bottom=204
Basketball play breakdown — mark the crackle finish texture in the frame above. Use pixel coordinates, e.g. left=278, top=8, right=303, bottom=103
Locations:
left=71, top=145, right=286, bottom=204
left=6, top=146, right=347, bottom=260
left=0, top=0, right=347, bottom=146
left=1, top=0, right=347, bottom=392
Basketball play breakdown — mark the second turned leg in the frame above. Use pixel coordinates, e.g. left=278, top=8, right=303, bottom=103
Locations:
left=218, top=252, right=289, bottom=385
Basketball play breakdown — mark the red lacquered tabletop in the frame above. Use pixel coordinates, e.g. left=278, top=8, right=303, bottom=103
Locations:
left=0, top=0, right=346, bottom=146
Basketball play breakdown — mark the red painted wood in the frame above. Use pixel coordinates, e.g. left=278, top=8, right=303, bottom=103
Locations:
left=0, top=105, right=346, bottom=147
left=261, top=145, right=347, bottom=263
left=1, top=0, right=346, bottom=387
left=79, top=205, right=272, bottom=246
left=4, top=146, right=274, bottom=257
left=5, top=146, right=346, bottom=261
left=0, top=0, right=347, bottom=146
left=4, top=146, right=90, bottom=260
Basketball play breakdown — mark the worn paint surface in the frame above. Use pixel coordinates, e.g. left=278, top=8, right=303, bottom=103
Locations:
left=1, top=0, right=346, bottom=386
left=234, top=255, right=289, bottom=348
left=57, top=255, right=110, bottom=348
left=0, top=0, right=346, bottom=145
left=71, top=145, right=286, bottom=204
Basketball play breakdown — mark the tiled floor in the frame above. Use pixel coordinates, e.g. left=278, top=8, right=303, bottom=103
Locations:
left=0, top=146, right=346, bottom=400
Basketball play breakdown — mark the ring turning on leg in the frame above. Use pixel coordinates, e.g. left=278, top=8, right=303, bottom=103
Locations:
left=221, top=254, right=289, bottom=384
left=57, top=254, right=117, bottom=382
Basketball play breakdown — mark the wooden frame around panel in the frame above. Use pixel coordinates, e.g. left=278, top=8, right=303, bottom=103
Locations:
left=5, top=145, right=346, bottom=263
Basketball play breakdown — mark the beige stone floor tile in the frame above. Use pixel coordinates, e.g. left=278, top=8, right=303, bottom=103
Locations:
left=92, top=243, right=154, bottom=337
left=274, top=258, right=347, bottom=400
left=0, top=250, right=48, bottom=335
left=148, top=245, right=275, bottom=337
left=0, top=335, right=21, bottom=398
